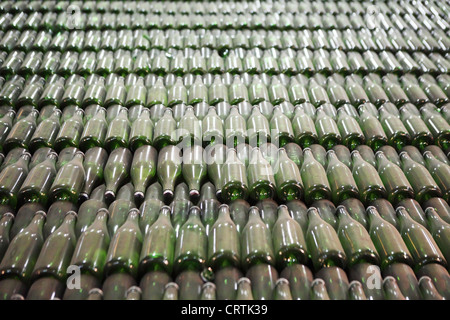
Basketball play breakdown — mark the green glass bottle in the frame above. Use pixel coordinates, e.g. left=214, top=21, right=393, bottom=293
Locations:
left=79, top=108, right=107, bottom=152
left=418, top=276, right=445, bottom=300
left=358, top=107, right=388, bottom=151
left=104, top=107, right=130, bottom=152
left=336, top=108, right=365, bottom=151
left=107, top=183, right=136, bottom=237
left=306, top=207, right=347, bottom=271
left=70, top=208, right=110, bottom=280
left=421, top=107, right=450, bottom=150
left=300, top=148, right=331, bottom=204
left=425, top=208, right=450, bottom=265
left=49, top=151, right=85, bottom=204
left=80, top=147, right=108, bottom=202
left=170, top=183, right=193, bottom=239
left=138, top=270, right=171, bottom=301
left=221, top=148, right=249, bottom=203
left=76, top=185, right=106, bottom=238
left=205, top=144, right=227, bottom=200
left=54, top=109, right=84, bottom=152
left=157, top=145, right=182, bottom=204
left=326, top=150, right=359, bottom=204
left=3, top=109, right=38, bottom=153
left=247, top=147, right=276, bottom=201
left=104, top=208, right=143, bottom=278
left=247, top=106, right=271, bottom=147
left=167, top=77, right=187, bottom=107
left=336, top=206, right=379, bottom=266
left=0, top=212, right=13, bottom=262
left=29, top=109, right=61, bottom=153
left=416, top=263, right=450, bottom=300
left=229, top=75, right=249, bottom=105
left=130, top=145, right=157, bottom=205
left=177, top=106, right=202, bottom=147
left=129, top=108, right=153, bottom=152
left=315, top=107, right=342, bottom=150
left=351, top=150, right=387, bottom=205
left=25, top=276, right=65, bottom=300
left=248, top=75, right=269, bottom=105
left=153, top=108, right=176, bottom=150
left=270, top=106, right=295, bottom=147
left=17, top=151, right=57, bottom=207
left=379, top=108, right=411, bottom=151
left=399, top=151, right=442, bottom=203
left=201, top=106, right=223, bottom=147
left=0, top=152, right=30, bottom=209
left=382, top=263, right=421, bottom=300
left=272, top=278, right=292, bottom=300
left=348, top=263, right=384, bottom=300
left=104, top=147, right=132, bottom=204
left=162, top=282, right=179, bottom=300
left=366, top=206, right=413, bottom=270
left=146, top=77, right=167, bottom=107
left=0, top=211, right=45, bottom=284
left=423, top=151, right=450, bottom=203
left=207, top=204, right=240, bottom=271
left=32, top=211, right=77, bottom=281
left=208, top=75, right=228, bottom=105
left=273, top=148, right=304, bottom=202
left=291, top=106, right=319, bottom=148
left=272, top=204, right=308, bottom=269
left=225, top=106, right=247, bottom=147
left=235, top=277, right=253, bottom=300
left=101, top=272, right=136, bottom=300
left=375, top=151, right=415, bottom=205
left=400, top=107, right=434, bottom=151
left=173, top=206, right=207, bottom=275
left=310, top=278, right=330, bottom=300
left=396, top=206, right=447, bottom=270
left=139, top=206, right=175, bottom=276
left=182, top=145, right=207, bottom=203
left=382, top=276, right=406, bottom=300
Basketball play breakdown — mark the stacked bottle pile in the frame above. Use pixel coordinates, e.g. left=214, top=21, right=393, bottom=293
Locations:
left=0, top=0, right=449, bottom=300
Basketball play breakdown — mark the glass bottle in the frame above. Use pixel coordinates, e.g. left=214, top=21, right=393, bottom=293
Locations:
left=104, top=147, right=132, bottom=204
left=79, top=108, right=108, bottom=152
left=326, top=150, right=359, bottom=204
left=273, top=148, right=304, bottom=202
left=157, top=145, right=182, bottom=204
left=104, top=107, right=130, bottom=152
left=130, top=145, right=157, bottom=205
left=0, top=152, right=30, bottom=209
left=247, top=147, right=276, bottom=201
left=423, top=151, right=450, bottom=203
left=300, top=148, right=331, bottom=204
left=54, top=109, right=84, bottom=152
left=221, top=148, right=249, bottom=203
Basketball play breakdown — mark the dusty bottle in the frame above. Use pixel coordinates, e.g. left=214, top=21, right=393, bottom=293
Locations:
left=423, top=151, right=450, bottom=203
left=396, top=206, right=447, bottom=270
left=104, top=107, right=130, bottom=152
left=291, top=106, right=319, bottom=148
left=0, top=211, right=45, bottom=284
left=29, top=109, right=61, bottom=153
left=300, top=148, right=331, bottom=204
left=76, top=185, right=107, bottom=238
left=247, top=147, right=276, bottom=201
left=153, top=108, right=176, bottom=150
left=358, top=108, right=388, bottom=151
left=79, top=147, right=108, bottom=203
left=54, top=109, right=84, bottom=152
left=273, top=148, right=304, bottom=202
left=315, top=107, right=342, bottom=150
left=17, top=151, right=57, bottom=207
left=182, top=145, right=207, bottom=203
left=0, top=152, right=30, bottom=209
left=383, top=276, right=406, bottom=300
left=157, top=145, right=182, bottom=204
left=79, top=108, right=108, bottom=152
left=366, top=206, right=413, bottom=270
left=104, top=147, right=132, bottom=204
left=375, top=151, right=415, bottom=205
left=131, top=145, right=157, bottom=205
left=221, top=148, right=249, bottom=203
left=32, top=211, right=77, bottom=281
left=3, top=109, right=38, bottom=153
left=399, top=151, right=442, bottom=203
left=326, top=150, right=359, bottom=204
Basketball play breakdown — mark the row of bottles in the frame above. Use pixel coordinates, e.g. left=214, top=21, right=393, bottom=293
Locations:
left=1, top=26, right=449, bottom=55
left=0, top=0, right=448, bottom=19
left=1, top=45, right=449, bottom=81
left=1, top=5, right=449, bottom=34
left=1, top=70, right=449, bottom=113
left=0, top=192, right=448, bottom=300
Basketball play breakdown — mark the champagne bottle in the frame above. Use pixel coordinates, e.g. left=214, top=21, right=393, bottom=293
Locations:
left=315, top=107, right=342, bottom=150
left=182, top=145, right=207, bottom=203
left=366, top=206, right=413, bottom=269
left=358, top=108, right=388, bottom=151
left=336, top=206, right=379, bottom=266
left=306, top=207, right=346, bottom=271
left=291, top=106, right=319, bottom=148
left=139, top=206, right=175, bottom=276
left=70, top=208, right=110, bottom=280
left=310, top=279, right=330, bottom=300
left=76, top=185, right=107, bottom=238
left=382, top=262, right=422, bottom=300
left=157, top=145, right=182, bottom=204
left=425, top=208, right=450, bottom=264
left=418, top=276, right=445, bottom=300
left=104, top=147, right=132, bottom=204
left=18, top=151, right=57, bottom=207
left=421, top=107, right=450, bottom=150
left=79, top=108, right=108, bottom=152
left=273, top=148, right=304, bottom=202
left=3, top=109, right=38, bottom=153
left=80, top=147, right=108, bottom=202
left=379, top=108, right=411, bottom=151
left=396, top=206, right=447, bottom=270
left=383, top=276, right=406, bottom=300
left=300, top=148, right=331, bottom=204
left=336, top=108, right=365, bottom=151
left=247, top=106, right=270, bottom=147
left=131, top=145, right=157, bottom=205
left=225, top=106, right=247, bottom=147
left=177, top=106, right=202, bottom=147
left=326, top=150, right=359, bottom=203
left=221, top=148, right=249, bottom=203
left=207, top=204, right=240, bottom=271
left=153, top=108, right=176, bottom=150
left=202, top=106, right=223, bottom=147
left=416, top=263, right=450, bottom=300
left=173, top=206, right=207, bottom=275
left=32, top=211, right=77, bottom=281
left=104, top=107, right=130, bottom=152
left=351, top=150, right=387, bottom=204
left=375, top=151, right=415, bottom=205
left=423, top=151, right=450, bottom=202
left=247, top=147, right=276, bottom=201
left=0, top=152, right=30, bottom=209
left=29, top=109, right=61, bottom=153
left=129, top=108, right=153, bottom=152
left=400, top=107, right=434, bottom=151
left=399, top=151, right=442, bottom=203
left=0, top=211, right=45, bottom=283
left=270, top=106, right=295, bottom=147
left=208, top=75, right=228, bottom=105
left=54, top=109, right=84, bottom=152
left=104, top=208, right=143, bottom=278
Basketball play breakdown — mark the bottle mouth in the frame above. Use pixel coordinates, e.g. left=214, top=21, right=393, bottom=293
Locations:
left=218, top=203, right=229, bottom=210
left=79, top=192, right=89, bottom=203
left=2, top=212, right=14, bottom=220
left=277, top=204, right=288, bottom=210
left=134, top=191, right=145, bottom=202
left=418, top=276, right=432, bottom=286
left=202, top=282, right=216, bottom=290
left=126, top=286, right=142, bottom=295
left=395, top=206, right=406, bottom=214
left=311, top=278, right=325, bottom=287
left=275, top=278, right=289, bottom=286
left=36, top=210, right=47, bottom=218
left=382, top=276, right=396, bottom=285
left=237, top=277, right=251, bottom=285
left=66, top=210, right=78, bottom=218
left=88, top=288, right=104, bottom=296
left=348, top=280, right=363, bottom=288
left=104, top=190, right=116, bottom=203
left=163, top=189, right=174, bottom=204
left=165, top=282, right=179, bottom=290
left=189, top=189, right=200, bottom=199
left=365, top=206, right=376, bottom=213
